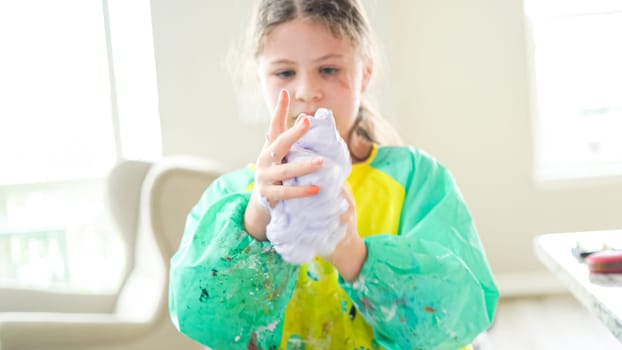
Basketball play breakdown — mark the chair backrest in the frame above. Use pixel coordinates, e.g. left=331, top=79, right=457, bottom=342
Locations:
left=112, top=156, right=223, bottom=323
left=146, top=157, right=224, bottom=257
left=107, top=160, right=153, bottom=280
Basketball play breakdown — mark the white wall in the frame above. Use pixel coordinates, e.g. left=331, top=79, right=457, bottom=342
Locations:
left=149, top=1, right=261, bottom=171
left=150, top=0, right=622, bottom=295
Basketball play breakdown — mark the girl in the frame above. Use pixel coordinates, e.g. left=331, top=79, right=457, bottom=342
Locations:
left=169, top=1, right=498, bottom=349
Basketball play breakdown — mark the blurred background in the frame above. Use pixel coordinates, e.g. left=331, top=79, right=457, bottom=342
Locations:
left=1, top=0, right=621, bottom=349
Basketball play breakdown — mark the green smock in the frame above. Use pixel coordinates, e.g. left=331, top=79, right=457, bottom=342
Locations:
left=169, top=145, right=498, bottom=349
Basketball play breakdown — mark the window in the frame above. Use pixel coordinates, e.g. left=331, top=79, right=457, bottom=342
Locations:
left=0, top=0, right=161, bottom=293
left=525, top=0, right=622, bottom=183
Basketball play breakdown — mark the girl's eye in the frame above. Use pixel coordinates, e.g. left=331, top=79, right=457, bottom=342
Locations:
left=320, top=67, right=339, bottom=75
left=275, top=70, right=295, bottom=78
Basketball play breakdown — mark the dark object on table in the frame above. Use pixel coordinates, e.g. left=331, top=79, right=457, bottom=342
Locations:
left=571, top=241, right=607, bottom=262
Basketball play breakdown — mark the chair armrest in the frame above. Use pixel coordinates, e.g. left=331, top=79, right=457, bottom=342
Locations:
left=0, top=313, right=152, bottom=350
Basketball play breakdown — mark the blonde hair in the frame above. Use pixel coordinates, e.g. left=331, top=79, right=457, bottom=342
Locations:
left=247, top=0, right=402, bottom=146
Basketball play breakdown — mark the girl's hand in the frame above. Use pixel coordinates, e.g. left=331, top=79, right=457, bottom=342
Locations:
left=327, top=185, right=368, bottom=282
left=244, top=89, right=324, bottom=241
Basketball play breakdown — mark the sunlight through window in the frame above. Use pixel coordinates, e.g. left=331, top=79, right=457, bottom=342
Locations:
left=0, top=0, right=160, bottom=293
left=525, top=0, right=622, bottom=182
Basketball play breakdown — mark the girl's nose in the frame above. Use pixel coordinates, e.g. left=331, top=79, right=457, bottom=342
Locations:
left=294, top=73, right=323, bottom=103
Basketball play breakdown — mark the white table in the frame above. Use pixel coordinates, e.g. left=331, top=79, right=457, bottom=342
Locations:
left=534, top=230, right=622, bottom=343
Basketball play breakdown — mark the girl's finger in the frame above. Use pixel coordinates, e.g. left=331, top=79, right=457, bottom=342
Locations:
left=262, top=157, right=324, bottom=183
left=261, top=184, right=321, bottom=201
left=262, top=115, right=311, bottom=164
left=267, top=89, right=290, bottom=143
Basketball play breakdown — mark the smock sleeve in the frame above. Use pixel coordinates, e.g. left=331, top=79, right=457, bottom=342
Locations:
left=169, top=168, right=299, bottom=350
left=339, top=148, right=499, bottom=350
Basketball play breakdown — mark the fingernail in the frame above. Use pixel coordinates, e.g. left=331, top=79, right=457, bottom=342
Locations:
left=307, top=186, right=320, bottom=195
left=312, top=157, right=323, bottom=166
left=299, top=117, right=310, bottom=129
left=296, top=116, right=307, bottom=128
left=277, top=90, right=285, bottom=105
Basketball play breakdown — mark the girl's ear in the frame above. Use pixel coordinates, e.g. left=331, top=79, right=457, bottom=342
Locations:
left=361, top=57, right=373, bottom=92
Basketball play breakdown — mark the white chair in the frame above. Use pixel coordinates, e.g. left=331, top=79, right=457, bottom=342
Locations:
left=0, top=157, right=223, bottom=350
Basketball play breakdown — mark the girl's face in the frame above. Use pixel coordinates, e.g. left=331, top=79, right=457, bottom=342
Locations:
left=257, top=18, right=372, bottom=139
